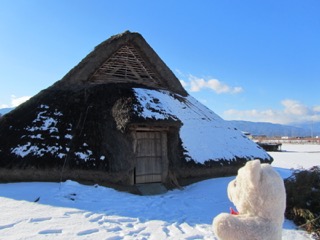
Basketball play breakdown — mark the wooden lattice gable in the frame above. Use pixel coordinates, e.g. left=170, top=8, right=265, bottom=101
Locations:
left=55, top=31, right=187, bottom=96
left=89, top=44, right=166, bottom=89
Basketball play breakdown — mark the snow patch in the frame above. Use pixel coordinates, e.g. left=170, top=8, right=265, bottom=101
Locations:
left=10, top=105, right=73, bottom=159
left=57, top=153, right=66, bottom=159
left=28, top=113, right=58, bottom=134
left=65, top=134, right=72, bottom=139
left=75, top=150, right=93, bottom=162
left=11, top=143, right=64, bottom=158
left=11, top=142, right=38, bottom=158
left=26, top=105, right=62, bottom=134
left=29, top=134, right=43, bottom=139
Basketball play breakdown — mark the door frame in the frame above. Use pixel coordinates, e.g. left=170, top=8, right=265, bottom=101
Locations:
left=130, top=125, right=169, bottom=185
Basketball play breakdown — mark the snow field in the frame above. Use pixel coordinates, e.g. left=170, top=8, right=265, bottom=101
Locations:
left=0, top=144, right=319, bottom=239
left=269, top=144, right=320, bottom=171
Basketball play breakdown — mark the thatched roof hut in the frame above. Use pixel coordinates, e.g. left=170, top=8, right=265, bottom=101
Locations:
left=0, top=31, right=271, bottom=190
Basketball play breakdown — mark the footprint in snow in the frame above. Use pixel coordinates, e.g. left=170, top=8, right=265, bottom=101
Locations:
left=117, top=217, right=137, bottom=223
left=63, top=210, right=85, bottom=217
left=77, top=228, right=99, bottom=236
left=162, top=226, right=170, bottom=237
left=107, top=226, right=122, bottom=232
left=0, top=221, right=22, bottom=230
left=125, top=223, right=134, bottom=228
left=29, top=217, right=52, bottom=223
left=105, top=236, right=122, bottom=240
left=127, top=226, right=147, bottom=235
left=84, top=212, right=94, bottom=218
left=83, top=212, right=104, bottom=223
left=38, top=229, right=62, bottom=234
left=185, top=234, right=205, bottom=240
left=89, top=215, right=104, bottom=223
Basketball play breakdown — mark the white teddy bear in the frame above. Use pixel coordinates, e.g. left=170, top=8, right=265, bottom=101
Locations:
left=213, top=160, right=286, bottom=240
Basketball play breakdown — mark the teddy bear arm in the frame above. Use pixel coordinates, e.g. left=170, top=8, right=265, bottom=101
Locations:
left=213, top=213, right=252, bottom=240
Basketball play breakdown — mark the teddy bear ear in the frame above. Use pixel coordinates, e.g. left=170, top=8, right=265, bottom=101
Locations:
left=246, top=160, right=261, bottom=186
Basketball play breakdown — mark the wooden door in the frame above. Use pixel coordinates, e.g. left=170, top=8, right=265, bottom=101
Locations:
left=135, top=131, right=163, bottom=184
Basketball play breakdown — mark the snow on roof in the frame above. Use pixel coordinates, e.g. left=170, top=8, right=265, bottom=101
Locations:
left=10, top=105, right=69, bottom=159
left=133, top=88, right=270, bottom=163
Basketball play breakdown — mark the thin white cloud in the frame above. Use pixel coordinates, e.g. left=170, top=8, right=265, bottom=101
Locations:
left=0, top=104, right=9, bottom=108
left=179, top=80, right=188, bottom=88
left=175, top=69, right=184, bottom=76
left=223, top=99, right=320, bottom=124
left=11, top=95, right=31, bottom=107
left=281, top=99, right=310, bottom=116
left=312, top=105, right=320, bottom=113
left=180, top=74, right=243, bottom=94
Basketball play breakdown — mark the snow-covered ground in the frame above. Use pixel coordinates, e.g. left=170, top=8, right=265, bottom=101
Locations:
left=270, top=144, right=320, bottom=172
left=0, top=144, right=319, bottom=239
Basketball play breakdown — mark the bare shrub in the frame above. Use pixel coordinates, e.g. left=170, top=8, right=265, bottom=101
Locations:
left=285, top=166, right=320, bottom=237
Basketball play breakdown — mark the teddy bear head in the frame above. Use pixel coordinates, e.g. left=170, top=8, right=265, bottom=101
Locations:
left=228, top=160, right=286, bottom=224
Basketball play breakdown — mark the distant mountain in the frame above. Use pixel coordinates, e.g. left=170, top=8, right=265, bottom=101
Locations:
left=293, top=122, right=320, bottom=137
left=228, top=120, right=319, bottom=137
left=0, top=108, right=13, bottom=117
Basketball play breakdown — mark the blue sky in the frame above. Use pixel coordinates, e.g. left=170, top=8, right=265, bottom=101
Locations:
left=1, top=0, right=319, bottom=124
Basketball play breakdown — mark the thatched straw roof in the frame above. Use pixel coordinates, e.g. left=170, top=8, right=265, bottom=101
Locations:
left=53, top=31, right=187, bottom=96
